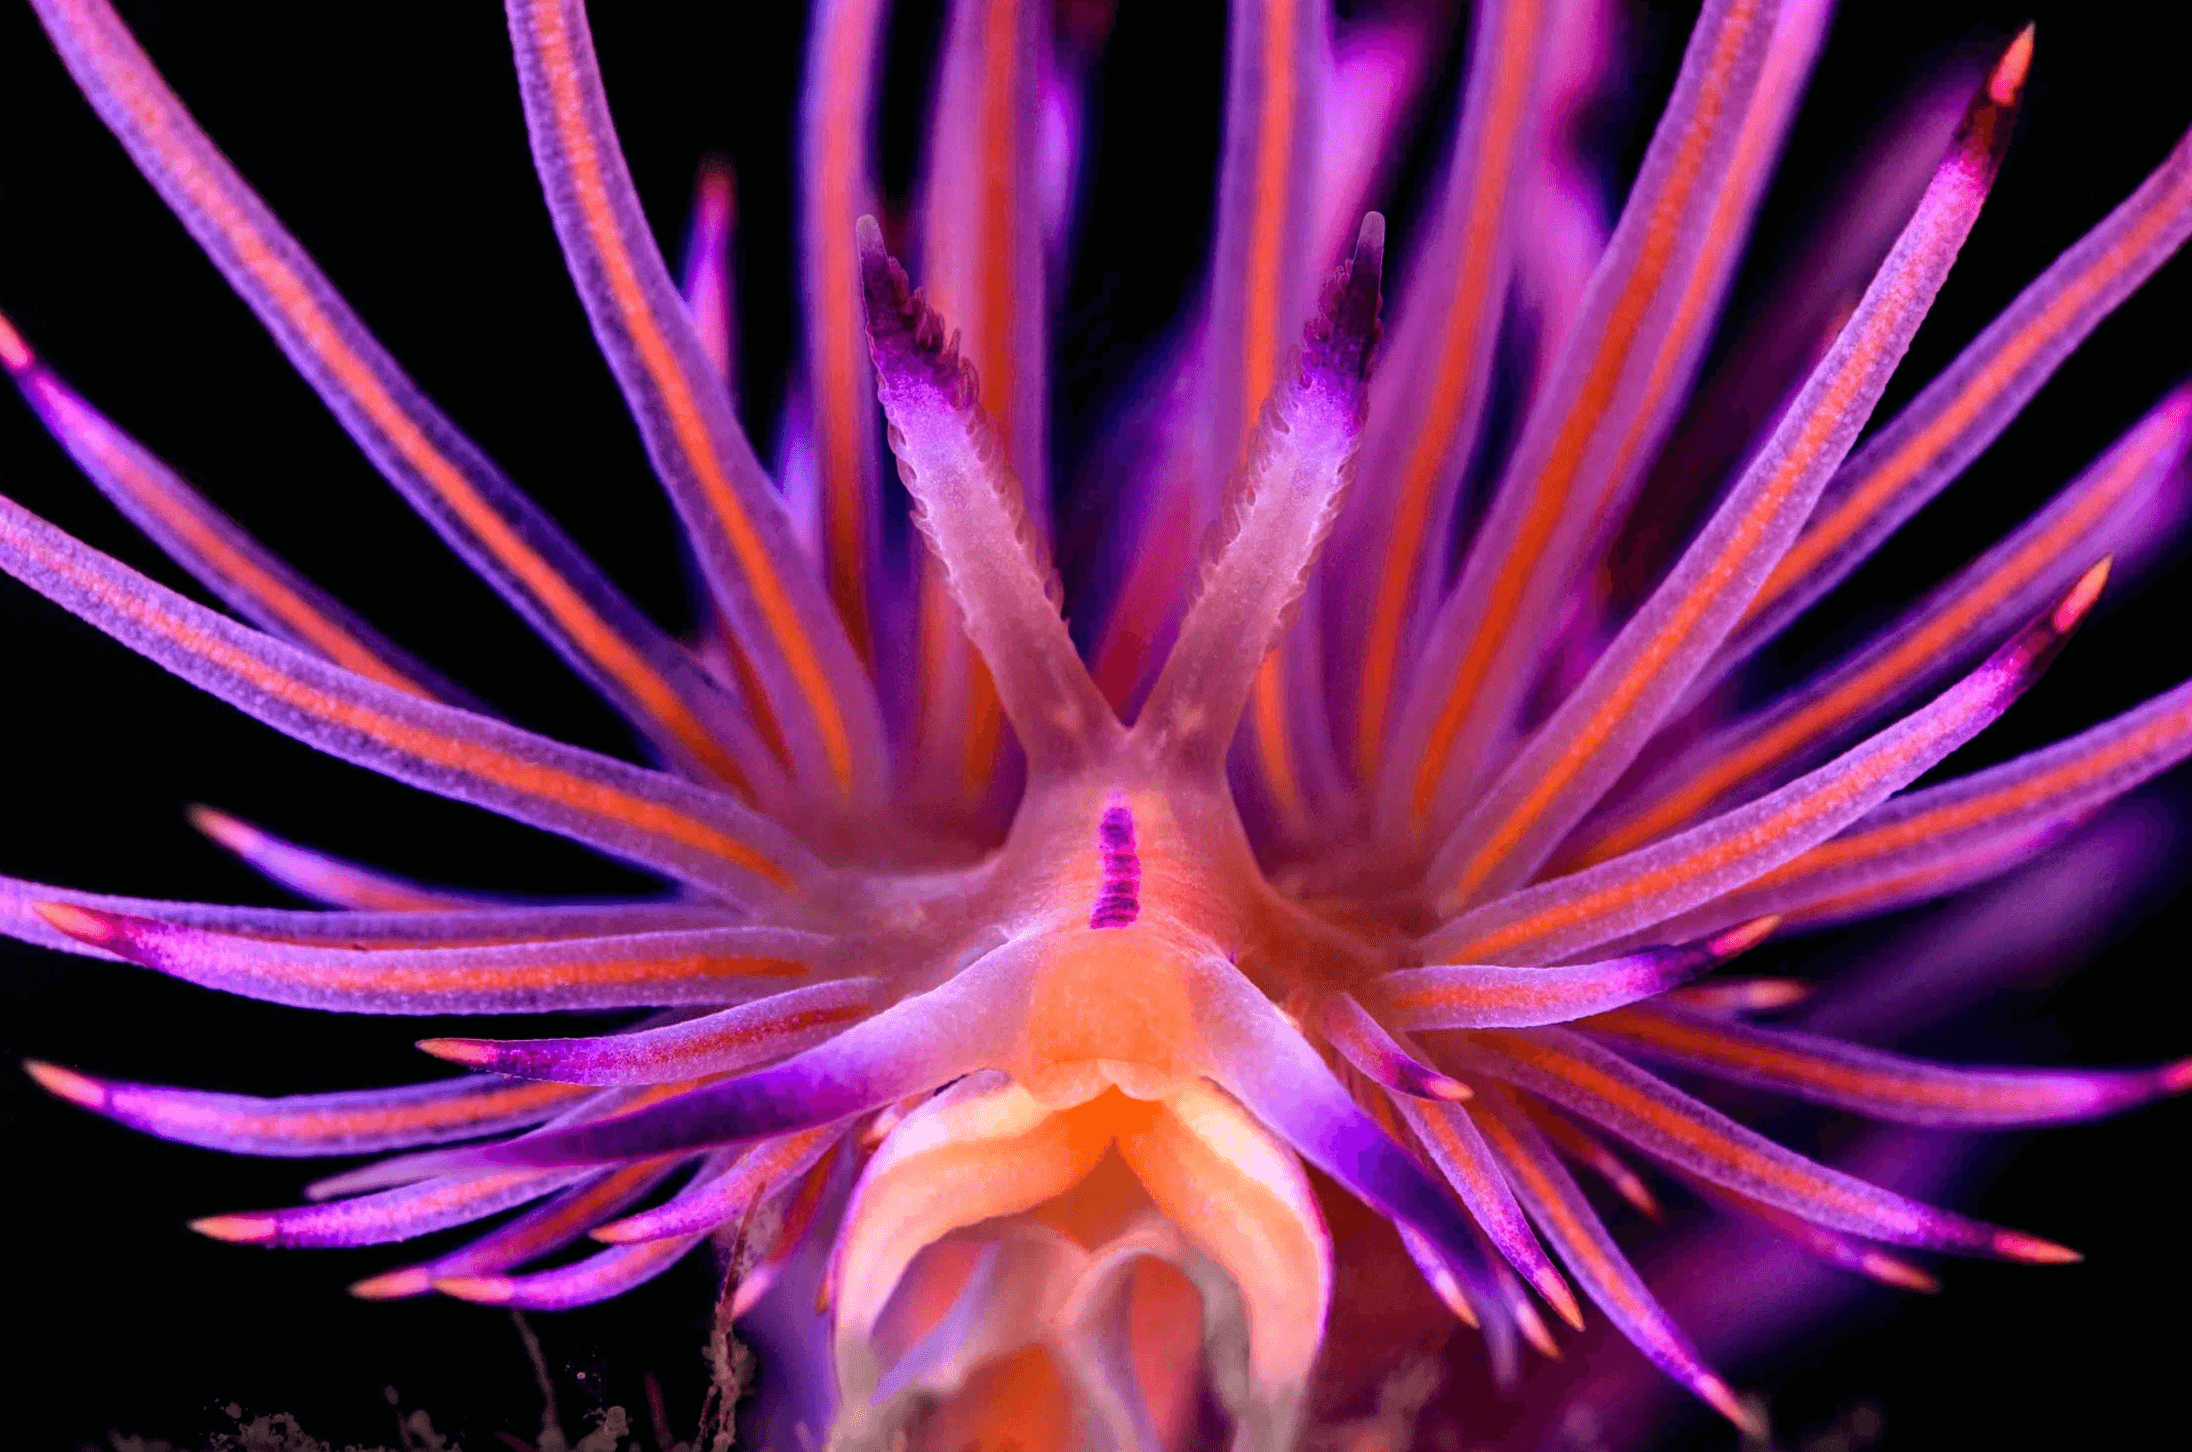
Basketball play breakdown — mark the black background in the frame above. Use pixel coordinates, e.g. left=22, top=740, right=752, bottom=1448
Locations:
left=0, top=2, right=2186, bottom=1448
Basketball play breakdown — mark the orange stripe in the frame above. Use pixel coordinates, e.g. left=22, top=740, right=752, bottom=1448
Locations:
left=1579, top=439, right=2166, bottom=866
left=530, top=1, right=854, bottom=796
left=1441, top=691, right=1962, bottom=958
left=1741, top=154, right=2192, bottom=633
left=955, top=0, right=1024, bottom=799
left=1767, top=848, right=2030, bottom=924
left=22, top=526, right=796, bottom=887
left=80, top=13, right=751, bottom=793
left=220, top=945, right=808, bottom=998
left=1408, top=1, right=1764, bottom=827
left=716, top=625, right=792, bottom=769
left=1516, top=1095, right=1658, bottom=1213
left=972, top=0, right=1023, bottom=477
left=1554, top=15, right=1810, bottom=615
left=1581, top=0, right=1822, bottom=522
left=1239, top=0, right=1305, bottom=818
left=1471, top=1101, right=1655, bottom=1322
left=1249, top=655, right=1306, bottom=825
left=916, top=562, right=959, bottom=736
left=814, top=0, right=878, bottom=665
left=961, top=656, right=1007, bottom=795
left=1092, top=475, right=1193, bottom=710
left=1591, top=1009, right=2072, bottom=1115
left=1240, top=0, right=1297, bottom=448
left=1442, top=250, right=1908, bottom=905
left=1750, top=698, right=2192, bottom=896
left=1355, top=0, right=1543, bottom=778
left=149, top=1079, right=586, bottom=1143
left=1474, top=1031, right=1886, bottom=1219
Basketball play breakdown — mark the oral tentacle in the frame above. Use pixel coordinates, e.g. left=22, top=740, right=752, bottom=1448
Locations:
left=1190, top=955, right=1527, bottom=1310
left=858, top=222, right=1120, bottom=771
left=415, top=939, right=1033, bottom=1171
left=1138, top=215, right=1386, bottom=773
left=3, top=0, right=2188, bottom=1440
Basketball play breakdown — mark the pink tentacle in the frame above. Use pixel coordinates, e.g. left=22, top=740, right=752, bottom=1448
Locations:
left=1447, top=1028, right=2076, bottom=1262
left=23, top=1061, right=587, bottom=1158
left=1426, top=37, right=2029, bottom=908
left=26, top=0, right=775, bottom=795
left=0, top=492, right=819, bottom=901
left=1424, top=565, right=2102, bottom=964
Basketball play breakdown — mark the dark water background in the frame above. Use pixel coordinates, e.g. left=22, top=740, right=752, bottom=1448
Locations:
left=0, top=2, right=2184, bottom=1447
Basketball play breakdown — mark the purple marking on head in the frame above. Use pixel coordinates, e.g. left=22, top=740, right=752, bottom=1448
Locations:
left=1089, top=797, right=1140, bottom=930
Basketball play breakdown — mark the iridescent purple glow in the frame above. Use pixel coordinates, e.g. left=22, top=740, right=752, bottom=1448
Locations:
left=2, top=1, right=2190, bottom=1448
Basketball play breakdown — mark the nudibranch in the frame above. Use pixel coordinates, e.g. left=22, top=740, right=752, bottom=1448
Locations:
left=4, top=0, right=2192, bottom=1448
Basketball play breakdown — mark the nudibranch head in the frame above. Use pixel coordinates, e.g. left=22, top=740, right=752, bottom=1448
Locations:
left=4, top=1, right=2192, bottom=1448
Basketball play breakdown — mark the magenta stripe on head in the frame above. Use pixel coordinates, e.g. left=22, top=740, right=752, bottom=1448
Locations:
left=1089, top=797, right=1141, bottom=929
